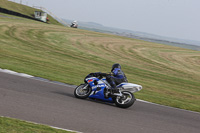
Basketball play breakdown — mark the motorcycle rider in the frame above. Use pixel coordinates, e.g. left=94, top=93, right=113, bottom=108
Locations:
left=91, top=63, right=128, bottom=93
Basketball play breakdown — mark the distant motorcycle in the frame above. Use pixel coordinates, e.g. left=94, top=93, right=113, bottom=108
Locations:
left=70, top=21, right=78, bottom=28
left=74, top=73, right=142, bottom=108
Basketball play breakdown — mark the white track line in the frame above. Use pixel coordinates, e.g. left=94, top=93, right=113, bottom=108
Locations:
left=0, top=68, right=33, bottom=78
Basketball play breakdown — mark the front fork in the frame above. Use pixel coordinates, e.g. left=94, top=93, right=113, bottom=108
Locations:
left=82, top=84, right=89, bottom=90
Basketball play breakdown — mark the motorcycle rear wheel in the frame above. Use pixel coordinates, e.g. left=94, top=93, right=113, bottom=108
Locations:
left=74, top=84, right=92, bottom=99
left=114, top=91, right=136, bottom=108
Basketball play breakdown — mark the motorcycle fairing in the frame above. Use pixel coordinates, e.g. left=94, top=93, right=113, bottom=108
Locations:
left=89, top=88, right=113, bottom=102
left=86, top=77, right=113, bottom=102
left=117, top=83, right=142, bottom=93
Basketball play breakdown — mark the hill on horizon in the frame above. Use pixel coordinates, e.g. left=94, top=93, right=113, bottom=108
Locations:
left=64, top=19, right=200, bottom=51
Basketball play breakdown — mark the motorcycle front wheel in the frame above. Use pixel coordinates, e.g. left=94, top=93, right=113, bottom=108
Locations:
left=114, top=91, right=136, bottom=108
left=74, top=84, right=92, bottom=99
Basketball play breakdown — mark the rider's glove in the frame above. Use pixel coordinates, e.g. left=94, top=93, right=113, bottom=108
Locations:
left=100, top=73, right=111, bottom=78
left=105, top=74, right=111, bottom=79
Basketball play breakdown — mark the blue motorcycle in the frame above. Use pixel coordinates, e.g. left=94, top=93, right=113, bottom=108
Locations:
left=74, top=73, right=142, bottom=108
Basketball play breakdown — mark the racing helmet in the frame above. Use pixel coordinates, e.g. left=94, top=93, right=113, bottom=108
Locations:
left=111, top=63, right=121, bottom=71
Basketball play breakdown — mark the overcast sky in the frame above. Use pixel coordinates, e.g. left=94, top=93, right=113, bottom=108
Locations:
left=11, top=0, right=200, bottom=42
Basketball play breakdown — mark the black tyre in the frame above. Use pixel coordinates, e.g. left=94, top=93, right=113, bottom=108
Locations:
left=74, top=84, right=92, bottom=99
left=114, top=91, right=136, bottom=108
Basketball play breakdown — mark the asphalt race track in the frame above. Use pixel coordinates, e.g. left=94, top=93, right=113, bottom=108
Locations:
left=0, top=71, right=200, bottom=133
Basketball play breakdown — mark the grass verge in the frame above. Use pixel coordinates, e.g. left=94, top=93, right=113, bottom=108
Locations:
left=0, top=117, right=74, bottom=133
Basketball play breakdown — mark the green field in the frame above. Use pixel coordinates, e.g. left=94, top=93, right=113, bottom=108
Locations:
left=0, top=15, right=200, bottom=112
left=0, top=117, right=74, bottom=133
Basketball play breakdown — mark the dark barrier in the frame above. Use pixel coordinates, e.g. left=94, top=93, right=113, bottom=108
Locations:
left=0, top=7, right=44, bottom=22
